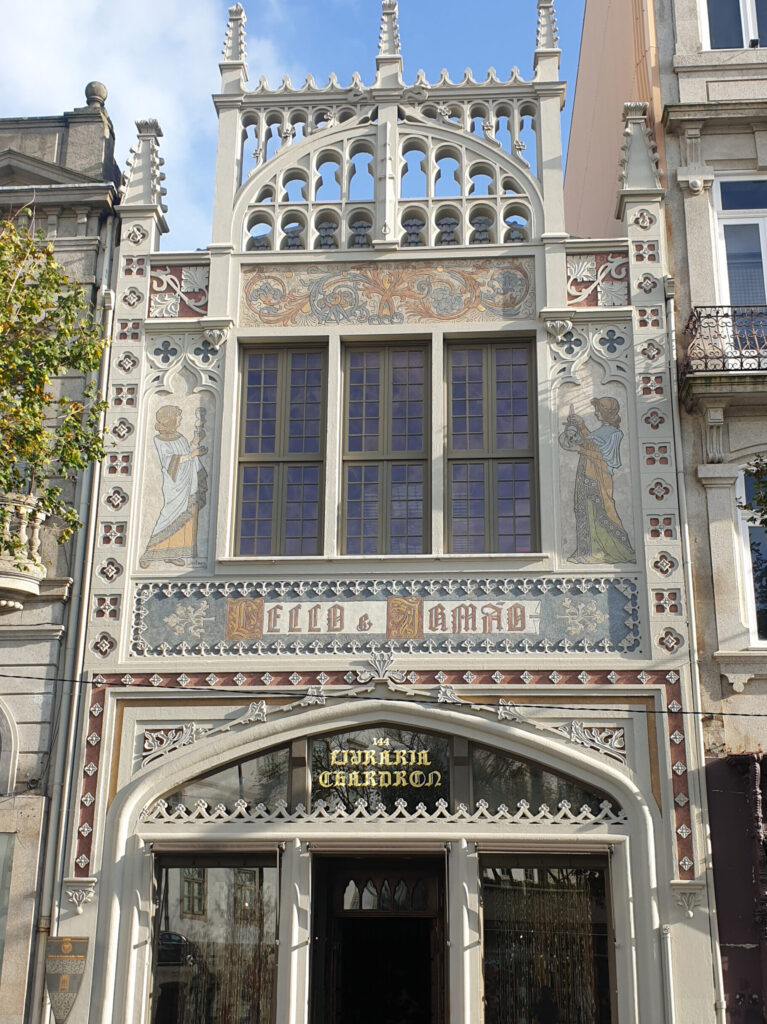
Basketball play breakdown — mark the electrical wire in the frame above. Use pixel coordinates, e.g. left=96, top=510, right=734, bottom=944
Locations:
left=3, top=667, right=767, bottom=718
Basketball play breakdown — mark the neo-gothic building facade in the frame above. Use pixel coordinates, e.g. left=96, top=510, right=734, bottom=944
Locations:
left=0, top=2, right=730, bottom=1022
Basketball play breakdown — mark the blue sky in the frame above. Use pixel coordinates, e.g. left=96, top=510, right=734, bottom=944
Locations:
left=0, top=0, right=585, bottom=250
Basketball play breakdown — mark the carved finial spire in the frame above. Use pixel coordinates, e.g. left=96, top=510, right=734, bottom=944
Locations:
left=222, top=3, right=247, bottom=62
left=536, top=0, right=559, bottom=49
left=378, top=0, right=401, bottom=58
left=616, top=102, right=663, bottom=221
left=119, top=120, right=167, bottom=212
left=375, top=0, right=403, bottom=86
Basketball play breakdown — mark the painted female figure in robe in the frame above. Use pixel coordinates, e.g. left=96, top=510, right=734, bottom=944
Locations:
left=140, top=405, right=208, bottom=567
left=558, top=396, right=635, bottom=564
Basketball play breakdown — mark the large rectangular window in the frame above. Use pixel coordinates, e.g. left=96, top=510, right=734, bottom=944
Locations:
left=238, top=348, right=325, bottom=555
left=481, top=857, right=613, bottom=1024
left=447, top=343, right=534, bottom=553
left=152, top=858, right=278, bottom=1024
left=717, top=181, right=767, bottom=306
left=705, top=0, right=767, bottom=47
left=342, top=345, right=428, bottom=555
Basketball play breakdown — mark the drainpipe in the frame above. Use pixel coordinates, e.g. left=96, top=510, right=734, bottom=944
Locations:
left=28, top=209, right=118, bottom=1024
left=666, top=279, right=728, bottom=1024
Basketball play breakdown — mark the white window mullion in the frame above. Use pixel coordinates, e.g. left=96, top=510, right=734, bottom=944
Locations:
left=699, top=0, right=712, bottom=49
left=743, top=0, right=760, bottom=43
left=759, top=219, right=767, bottom=300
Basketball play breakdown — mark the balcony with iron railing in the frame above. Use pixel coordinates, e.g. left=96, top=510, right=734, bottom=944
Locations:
left=682, top=306, right=767, bottom=375
left=680, top=306, right=767, bottom=411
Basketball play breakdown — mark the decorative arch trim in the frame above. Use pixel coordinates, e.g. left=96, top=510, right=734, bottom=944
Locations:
left=0, top=696, right=20, bottom=796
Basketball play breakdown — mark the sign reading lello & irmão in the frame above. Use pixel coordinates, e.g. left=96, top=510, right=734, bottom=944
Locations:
left=132, top=576, right=641, bottom=657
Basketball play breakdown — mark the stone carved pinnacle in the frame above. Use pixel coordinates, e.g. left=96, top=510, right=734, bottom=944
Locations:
left=618, top=101, right=661, bottom=191
left=378, top=0, right=401, bottom=58
left=536, top=0, right=559, bottom=50
left=222, top=2, right=247, bottom=63
left=119, top=120, right=167, bottom=210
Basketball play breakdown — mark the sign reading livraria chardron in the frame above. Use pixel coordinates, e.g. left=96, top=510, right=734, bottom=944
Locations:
left=131, top=576, right=641, bottom=657
left=311, top=728, right=450, bottom=811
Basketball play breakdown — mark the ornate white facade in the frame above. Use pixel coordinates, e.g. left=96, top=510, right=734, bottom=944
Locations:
left=28, top=3, right=724, bottom=1023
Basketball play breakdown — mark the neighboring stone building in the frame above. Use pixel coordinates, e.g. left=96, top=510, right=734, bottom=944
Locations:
left=566, top=0, right=767, bottom=1018
left=0, top=88, right=120, bottom=1023
left=37, top=2, right=725, bottom=1022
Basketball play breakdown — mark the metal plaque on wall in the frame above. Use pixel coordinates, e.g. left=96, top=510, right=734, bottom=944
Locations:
left=46, top=937, right=88, bottom=1023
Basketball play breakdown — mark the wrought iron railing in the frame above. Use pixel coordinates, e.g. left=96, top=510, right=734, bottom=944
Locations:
left=682, top=305, right=767, bottom=376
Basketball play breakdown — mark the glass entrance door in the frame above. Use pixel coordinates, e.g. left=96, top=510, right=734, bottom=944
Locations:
left=310, top=857, right=445, bottom=1024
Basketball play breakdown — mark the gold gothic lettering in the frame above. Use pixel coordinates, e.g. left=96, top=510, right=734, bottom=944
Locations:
left=315, top=769, right=443, bottom=789
left=324, top=747, right=432, bottom=769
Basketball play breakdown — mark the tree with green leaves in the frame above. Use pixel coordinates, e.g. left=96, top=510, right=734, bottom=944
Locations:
left=739, top=455, right=767, bottom=528
left=0, top=215, right=107, bottom=563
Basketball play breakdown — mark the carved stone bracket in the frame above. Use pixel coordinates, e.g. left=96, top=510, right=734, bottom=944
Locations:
left=545, top=318, right=572, bottom=341
left=64, top=877, right=97, bottom=915
left=714, top=652, right=767, bottom=693
left=670, top=880, right=705, bottom=918
left=703, top=406, right=726, bottom=463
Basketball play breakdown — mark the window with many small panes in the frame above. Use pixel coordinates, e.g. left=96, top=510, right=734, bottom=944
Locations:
left=237, top=348, right=325, bottom=556
left=342, top=345, right=429, bottom=555
left=446, top=343, right=535, bottom=553
left=237, top=339, right=535, bottom=558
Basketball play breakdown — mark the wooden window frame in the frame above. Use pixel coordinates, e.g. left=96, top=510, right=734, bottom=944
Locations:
left=341, top=342, right=431, bottom=555
left=236, top=345, right=326, bottom=556
left=445, top=340, right=537, bottom=554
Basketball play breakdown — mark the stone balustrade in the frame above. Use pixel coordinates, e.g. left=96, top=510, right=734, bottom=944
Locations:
left=0, top=496, right=47, bottom=610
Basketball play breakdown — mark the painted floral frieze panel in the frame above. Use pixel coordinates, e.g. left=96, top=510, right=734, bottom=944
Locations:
left=149, top=265, right=210, bottom=318
left=240, top=257, right=535, bottom=327
left=131, top=575, right=642, bottom=657
left=567, top=253, right=629, bottom=308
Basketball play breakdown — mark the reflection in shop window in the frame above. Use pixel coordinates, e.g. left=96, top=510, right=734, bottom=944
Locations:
left=471, top=744, right=614, bottom=815
left=152, top=860, right=278, bottom=1024
left=0, top=836, right=12, bottom=974
left=164, top=745, right=290, bottom=814
left=481, top=858, right=613, bottom=1024
left=739, top=473, right=767, bottom=642
left=181, top=867, right=206, bottom=918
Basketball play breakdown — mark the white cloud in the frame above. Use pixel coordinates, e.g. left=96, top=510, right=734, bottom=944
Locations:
left=0, top=0, right=298, bottom=249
